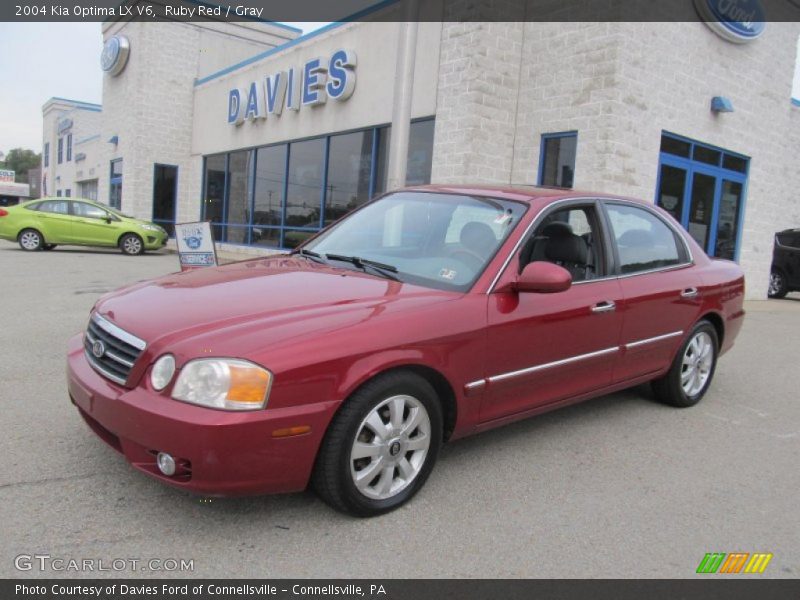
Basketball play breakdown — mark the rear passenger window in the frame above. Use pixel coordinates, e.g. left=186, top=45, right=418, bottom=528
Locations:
left=36, top=200, right=70, bottom=215
left=606, top=204, right=686, bottom=274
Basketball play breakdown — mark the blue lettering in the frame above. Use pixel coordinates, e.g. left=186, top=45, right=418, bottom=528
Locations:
left=326, top=49, right=357, bottom=101
left=227, top=88, right=244, bottom=125
left=244, top=81, right=264, bottom=120
left=286, top=68, right=300, bottom=111
left=265, top=72, right=287, bottom=116
left=302, top=58, right=327, bottom=106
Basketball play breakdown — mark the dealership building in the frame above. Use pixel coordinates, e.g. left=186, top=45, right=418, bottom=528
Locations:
left=40, top=1, right=800, bottom=298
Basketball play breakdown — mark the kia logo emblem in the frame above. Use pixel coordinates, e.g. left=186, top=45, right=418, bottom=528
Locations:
left=92, top=340, right=106, bottom=358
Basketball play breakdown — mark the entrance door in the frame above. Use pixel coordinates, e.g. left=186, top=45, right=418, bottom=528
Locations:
left=655, top=135, right=748, bottom=261
left=153, top=164, right=178, bottom=236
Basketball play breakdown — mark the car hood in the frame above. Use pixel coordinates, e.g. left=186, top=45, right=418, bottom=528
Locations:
left=94, top=256, right=457, bottom=353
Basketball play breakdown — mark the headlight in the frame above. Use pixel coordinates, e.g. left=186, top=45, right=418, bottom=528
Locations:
left=150, top=354, right=175, bottom=390
left=142, top=223, right=162, bottom=232
left=171, top=358, right=272, bottom=411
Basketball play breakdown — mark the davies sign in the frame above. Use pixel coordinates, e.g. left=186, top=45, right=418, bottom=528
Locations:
left=227, top=49, right=357, bottom=126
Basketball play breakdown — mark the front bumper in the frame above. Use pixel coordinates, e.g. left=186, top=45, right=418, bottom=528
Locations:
left=67, top=334, right=336, bottom=496
left=142, top=233, right=168, bottom=250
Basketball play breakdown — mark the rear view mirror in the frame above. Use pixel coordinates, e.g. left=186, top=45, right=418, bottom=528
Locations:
left=515, top=261, right=572, bottom=293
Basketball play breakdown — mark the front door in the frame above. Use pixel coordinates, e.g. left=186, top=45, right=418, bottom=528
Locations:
left=69, top=201, right=118, bottom=246
left=481, top=202, right=624, bottom=423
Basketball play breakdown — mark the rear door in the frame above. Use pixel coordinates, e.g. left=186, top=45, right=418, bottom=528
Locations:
left=69, top=201, right=119, bottom=246
left=602, top=201, right=702, bottom=383
left=32, top=199, right=72, bottom=243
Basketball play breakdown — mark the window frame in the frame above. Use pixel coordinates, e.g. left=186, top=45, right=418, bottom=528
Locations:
left=66, top=134, right=72, bottom=162
left=538, top=131, right=578, bottom=189
left=516, top=199, right=613, bottom=283
left=600, top=200, right=693, bottom=278
left=57, top=138, right=63, bottom=164
left=71, top=201, right=114, bottom=221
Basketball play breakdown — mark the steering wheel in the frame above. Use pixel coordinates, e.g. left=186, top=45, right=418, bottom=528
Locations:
left=446, top=248, right=484, bottom=270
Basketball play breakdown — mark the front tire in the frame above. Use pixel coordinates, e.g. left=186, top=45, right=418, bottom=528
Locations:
left=120, top=233, right=144, bottom=255
left=652, top=320, right=718, bottom=408
left=768, top=270, right=788, bottom=299
left=312, top=371, right=443, bottom=517
left=18, top=229, right=43, bottom=251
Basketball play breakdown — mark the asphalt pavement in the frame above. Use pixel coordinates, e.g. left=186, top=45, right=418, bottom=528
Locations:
left=0, top=241, right=797, bottom=579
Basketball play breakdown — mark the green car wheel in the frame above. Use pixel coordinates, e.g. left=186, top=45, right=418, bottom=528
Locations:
left=18, top=229, right=44, bottom=251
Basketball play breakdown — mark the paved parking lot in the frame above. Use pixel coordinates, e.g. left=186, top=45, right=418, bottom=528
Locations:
left=0, top=241, right=798, bottom=579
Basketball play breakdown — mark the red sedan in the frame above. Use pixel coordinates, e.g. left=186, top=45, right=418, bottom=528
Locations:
left=67, top=186, right=745, bottom=516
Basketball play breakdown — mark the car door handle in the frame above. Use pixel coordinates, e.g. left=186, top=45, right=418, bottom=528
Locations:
left=591, top=301, right=616, bottom=313
left=681, top=287, right=699, bottom=298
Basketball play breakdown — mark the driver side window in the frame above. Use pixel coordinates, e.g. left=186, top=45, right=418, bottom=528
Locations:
left=73, top=202, right=109, bottom=220
left=519, top=205, right=604, bottom=282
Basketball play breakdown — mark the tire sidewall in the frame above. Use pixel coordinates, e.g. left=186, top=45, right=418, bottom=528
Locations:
left=337, top=374, right=443, bottom=516
left=768, top=271, right=787, bottom=298
left=673, top=321, right=719, bottom=406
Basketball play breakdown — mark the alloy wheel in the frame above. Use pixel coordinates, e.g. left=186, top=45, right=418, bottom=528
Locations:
left=680, top=331, right=714, bottom=397
left=350, top=394, right=431, bottom=501
left=123, top=236, right=142, bottom=255
left=19, top=231, right=41, bottom=250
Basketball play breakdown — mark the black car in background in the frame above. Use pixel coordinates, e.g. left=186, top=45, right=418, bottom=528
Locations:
left=769, top=229, right=800, bottom=298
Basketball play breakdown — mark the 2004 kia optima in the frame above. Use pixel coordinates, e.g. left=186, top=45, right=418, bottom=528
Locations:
left=67, top=186, right=745, bottom=516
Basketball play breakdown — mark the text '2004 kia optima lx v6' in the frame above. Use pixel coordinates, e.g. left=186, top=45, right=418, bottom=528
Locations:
left=67, top=186, right=745, bottom=516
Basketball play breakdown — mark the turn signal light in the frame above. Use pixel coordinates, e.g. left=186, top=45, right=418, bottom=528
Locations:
left=272, top=425, right=312, bottom=438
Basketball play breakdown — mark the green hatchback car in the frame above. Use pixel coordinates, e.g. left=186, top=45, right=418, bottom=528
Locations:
left=0, top=198, right=167, bottom=255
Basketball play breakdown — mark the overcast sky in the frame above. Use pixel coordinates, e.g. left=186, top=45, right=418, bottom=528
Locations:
left=1, top=24, right=799, bottom=156
left=0, top=21, right=329, bottom=154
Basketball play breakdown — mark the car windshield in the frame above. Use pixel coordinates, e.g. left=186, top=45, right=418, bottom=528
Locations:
left=302, top=191, right=527, bottom=292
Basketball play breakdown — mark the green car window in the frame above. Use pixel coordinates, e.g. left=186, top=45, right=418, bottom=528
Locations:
left=73, top=202, right=109, bottom=220
left=37, top=200, right=70, bottom=214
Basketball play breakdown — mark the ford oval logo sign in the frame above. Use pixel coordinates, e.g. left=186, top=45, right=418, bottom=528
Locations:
left=695, top=0, right=766, bottom=44
left=185, top=236, right=202, bottom=250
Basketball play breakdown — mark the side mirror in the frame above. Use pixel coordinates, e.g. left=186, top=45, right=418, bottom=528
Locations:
left=104, top=217, right=113, bottom=224
left=514, top=261, right=572, bottom=293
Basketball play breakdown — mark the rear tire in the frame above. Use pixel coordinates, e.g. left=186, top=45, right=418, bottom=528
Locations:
left=652, top=320, right=718, bottom=408
left=768, top=270, right=788, bottom=299
left=18, top=229, right=43, bottom=251
left=120, top=233, right=144, bottom=255
left=312, top=371, right=443, bottom=517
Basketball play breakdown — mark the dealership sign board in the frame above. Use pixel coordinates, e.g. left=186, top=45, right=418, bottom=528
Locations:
left=227, top=49, right=357, bottom=126
left=0, top=169, right=15, bottom=183
left=175, top=222, right=218, bottom=270
left=694, top=0, right=766, bottom=43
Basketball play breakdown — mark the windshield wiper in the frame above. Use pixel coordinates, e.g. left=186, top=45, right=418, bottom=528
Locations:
left=293, top=248, right=326, bottom=264
left=324, top=254, right=400, bottom=281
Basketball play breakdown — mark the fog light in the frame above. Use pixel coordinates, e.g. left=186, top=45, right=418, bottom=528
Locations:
left=156, top=452, right=176, bottom=476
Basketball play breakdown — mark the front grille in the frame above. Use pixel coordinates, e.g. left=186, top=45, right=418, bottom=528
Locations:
left=84, top=313, right=146, bottom=385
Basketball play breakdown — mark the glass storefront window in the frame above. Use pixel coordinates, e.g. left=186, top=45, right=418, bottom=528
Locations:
left=714, top=180, right=743, bottom=260
left=225, top=150, right=254, bottom=244
left=325, top=130, right=373, bottom=225
left=253, top=145, right=287, bottom=227
left=200, top=119, right=434, bottom=250
left=203, top=154, right=226, bottom=229
left=373, top=119, right=435, bottom=194
left=286, top=138, right=325, bottom=228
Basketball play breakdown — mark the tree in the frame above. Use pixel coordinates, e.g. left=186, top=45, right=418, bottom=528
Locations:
left=0, top=148, right=41, bottom=183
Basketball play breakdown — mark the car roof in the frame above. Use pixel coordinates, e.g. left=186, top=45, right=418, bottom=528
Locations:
left=402, top=184, right=648, bottom=206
